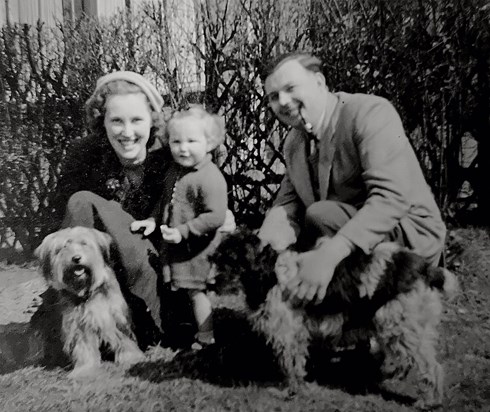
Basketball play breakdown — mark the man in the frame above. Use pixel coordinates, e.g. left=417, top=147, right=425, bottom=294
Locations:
left=258, top=52, right=446, bottom=304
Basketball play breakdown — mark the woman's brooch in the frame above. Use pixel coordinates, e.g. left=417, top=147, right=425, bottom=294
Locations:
left=105, top=178, right=123, bottom=200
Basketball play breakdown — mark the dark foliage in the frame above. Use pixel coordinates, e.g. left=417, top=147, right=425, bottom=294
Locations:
left=1, top=0, right=488, bottom=254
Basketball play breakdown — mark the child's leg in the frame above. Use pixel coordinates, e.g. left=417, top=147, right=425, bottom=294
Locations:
left=187, top=290, right=214, bottom=345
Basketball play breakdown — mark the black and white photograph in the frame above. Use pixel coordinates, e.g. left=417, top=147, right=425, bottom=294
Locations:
left=0, top=0, right=489, bottom=410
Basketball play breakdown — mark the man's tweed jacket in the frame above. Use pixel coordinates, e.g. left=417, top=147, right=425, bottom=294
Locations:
left=267, top=92, right=446, bottom=265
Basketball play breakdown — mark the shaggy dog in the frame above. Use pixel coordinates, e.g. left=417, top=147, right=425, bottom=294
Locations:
left=35, top=227, right=144, bottom=378
left=212, top=229, right=458, bottom=408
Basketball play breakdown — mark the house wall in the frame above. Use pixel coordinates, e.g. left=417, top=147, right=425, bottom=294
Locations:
left=0, top=0, right=125, bottom=25
left=1, top=0, right=64, bottom=26
left=39, top=0, right=64, bottom=26
left=96, top=0, right=126, bottom=18
left=0, top=1, right=5, bottom=25
left=0, top=0, right=203, bottom=92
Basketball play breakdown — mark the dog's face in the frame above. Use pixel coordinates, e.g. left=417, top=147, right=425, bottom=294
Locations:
left=212, top=228, right=280, bottom=309
left=212, top=229, right=263, bottom=277
left=35, top=227, right=113, bottom=298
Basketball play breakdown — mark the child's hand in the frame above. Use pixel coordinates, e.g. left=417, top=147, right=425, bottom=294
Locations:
left=130, top=219, right=156, bottom=236
left=160, top=225, right=182, bottom=244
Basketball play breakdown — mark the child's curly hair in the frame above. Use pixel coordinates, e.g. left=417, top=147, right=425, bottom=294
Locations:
left=164, top=104, right=226, bottom=151
left=85, top=80, right=166, bottom=148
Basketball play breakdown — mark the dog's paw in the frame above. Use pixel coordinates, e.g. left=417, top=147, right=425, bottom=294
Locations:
left=68, top=364, right=100, bottom=379
left=267, top=385, right=303, bottom=400
left=267, top=387, right=294, bottom=400
left=413, top=398, right=443, bottom=411
left=116, top=348, right=145, bottom=365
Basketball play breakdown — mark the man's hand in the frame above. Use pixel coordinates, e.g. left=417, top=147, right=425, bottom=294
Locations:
left=218, top=209, right=236, bottom=233
left=284, top=249, right=335, bottom=304
left=130, top=218, right=156, bottom=236
left=285, top=235, right=354, bottom=304
left=258, top=207, right=297, bottom=252
left=160, top=225, right=183, bottom=244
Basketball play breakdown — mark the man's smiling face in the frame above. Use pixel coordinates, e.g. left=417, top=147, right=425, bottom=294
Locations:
left=265, top=59, right=326, bottom=130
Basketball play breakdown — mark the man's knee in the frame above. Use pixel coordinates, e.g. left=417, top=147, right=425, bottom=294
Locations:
left=305, top=201, right=356, bottom=237
left=305, top=201, right=341, bottom=228
left=306, top=202, right=333, bottom=225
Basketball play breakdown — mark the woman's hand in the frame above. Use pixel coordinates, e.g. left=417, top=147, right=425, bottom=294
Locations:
left=130, top=218, right=156, bottom=236
left=160, top=225, right=183, bottom=244
left=218, top=209, right=236, bottom=233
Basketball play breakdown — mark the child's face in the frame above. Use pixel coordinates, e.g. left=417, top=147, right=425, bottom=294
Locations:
left=168, top=118, right=210, bottom=168
left=104, top=93, right=152, bottom=164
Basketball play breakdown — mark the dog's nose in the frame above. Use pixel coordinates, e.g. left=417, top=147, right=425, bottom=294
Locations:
left=72, top=255, right=82, bottom=264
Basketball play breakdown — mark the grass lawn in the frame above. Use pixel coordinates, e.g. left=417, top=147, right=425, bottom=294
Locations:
left=0, top=227, right=489, bottom=411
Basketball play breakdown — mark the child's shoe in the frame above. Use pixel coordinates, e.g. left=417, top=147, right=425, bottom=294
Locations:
left=191, top=331, right=215, bottom=351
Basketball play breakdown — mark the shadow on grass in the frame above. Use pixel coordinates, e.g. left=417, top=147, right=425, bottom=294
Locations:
left=0, top=322, right=44, bottom=374
left=128, top=306, right=416, bottom=407
left=128, top=307, right=282, bottom=387
left=0, top=298, right=416, bottom=407
left=0, top=290, right=69, bottom=375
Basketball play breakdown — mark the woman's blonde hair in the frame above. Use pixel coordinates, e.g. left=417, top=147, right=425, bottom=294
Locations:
left=85, top=80, right=165, bottom=147
left=165, top=105, right=226, bottom=151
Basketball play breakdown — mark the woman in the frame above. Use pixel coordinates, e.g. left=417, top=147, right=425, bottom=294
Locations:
left=34, top=71, right=232, bottom=353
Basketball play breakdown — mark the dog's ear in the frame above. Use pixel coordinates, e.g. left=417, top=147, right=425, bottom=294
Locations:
left=91, top=229, right=113, bottom=263
left=213, top=228, right=261, bottom=269
left=35, top=231, right=60, bottom=280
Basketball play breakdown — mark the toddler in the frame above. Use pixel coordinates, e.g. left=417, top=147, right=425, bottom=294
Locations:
left=131, top=105, right=228, bottom=349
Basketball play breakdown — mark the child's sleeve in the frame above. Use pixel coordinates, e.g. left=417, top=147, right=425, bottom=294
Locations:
left=149, top=195, right=164, bottom=226
left=177, top=167, right=228, bottom=239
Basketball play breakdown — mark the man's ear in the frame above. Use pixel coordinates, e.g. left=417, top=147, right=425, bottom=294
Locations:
left=314, top=71, right=326, bottom=87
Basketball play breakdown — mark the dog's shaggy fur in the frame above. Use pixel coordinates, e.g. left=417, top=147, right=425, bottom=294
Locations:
left=35, top=227, right=144, bottom=378
left=212, top=229, right=458, bottom=407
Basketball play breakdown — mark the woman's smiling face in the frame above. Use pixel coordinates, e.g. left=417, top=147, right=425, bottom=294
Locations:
left=104, top=93, right=152, bottom=165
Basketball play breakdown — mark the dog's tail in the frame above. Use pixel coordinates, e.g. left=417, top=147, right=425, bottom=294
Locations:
left=427, top=266, right=459, bottom=299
